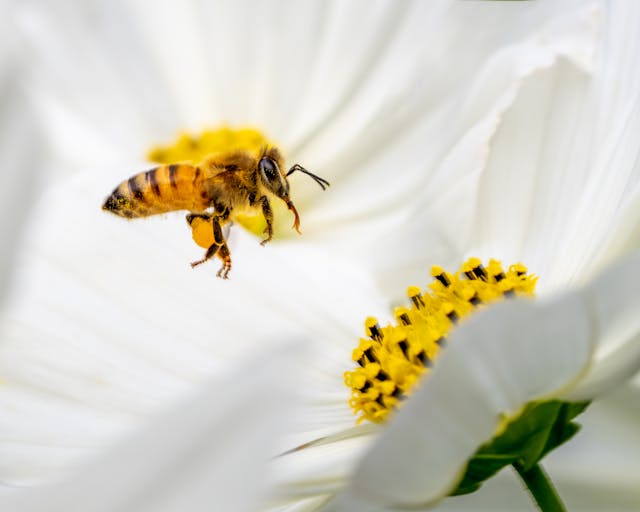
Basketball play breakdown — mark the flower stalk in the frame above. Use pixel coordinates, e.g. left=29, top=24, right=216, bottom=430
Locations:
left=514, top=462, right=566, bottom=512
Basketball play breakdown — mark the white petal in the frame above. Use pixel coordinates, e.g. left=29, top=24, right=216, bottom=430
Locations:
left=581, top=89, right=640, bottom=277
left=469, top=1, right=640, bottom=291
left=346, top=291, right=593, bottom=507
left=0, top=168, right=386, bottom=483
left=271, top=435, right=372, bottom=501
left=0, top=344, right=302, bottom=512
left=564, top=249, right=640, bottom=400
left=547, top=383, right=640, bottom=511
left=14, top=0, right=176, bottom=166
left=0, top=29, right=40, bottom=302
left=354, top=0, right=601, bottom=301
left=268, top=495, right=331, bottom=512
left=433, top=383, right=640, bottom=511
left=271, top=424, right=380, bottom=501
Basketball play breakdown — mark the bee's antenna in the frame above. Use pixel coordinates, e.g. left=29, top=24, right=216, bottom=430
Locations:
left=286, top=164, right=330, bottom=190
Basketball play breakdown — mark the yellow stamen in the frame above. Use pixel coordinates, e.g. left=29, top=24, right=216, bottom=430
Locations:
left=148, top=127, right=269, bottom=165
left=147, top=126, right=282, bottom=240
left=344, top=258, right=538, bottom=424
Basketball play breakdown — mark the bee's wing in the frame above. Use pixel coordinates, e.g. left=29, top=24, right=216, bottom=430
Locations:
left=222, top=221, right=233, bottom=243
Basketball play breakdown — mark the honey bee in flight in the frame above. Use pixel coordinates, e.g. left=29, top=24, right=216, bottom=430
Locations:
left=102, top=147, right=330, bottom=278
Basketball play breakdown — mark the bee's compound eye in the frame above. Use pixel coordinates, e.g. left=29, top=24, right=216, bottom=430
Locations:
left=259, top=157, right=279, bottom=181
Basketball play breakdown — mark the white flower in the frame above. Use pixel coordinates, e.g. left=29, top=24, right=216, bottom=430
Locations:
left=0, top=11, right=40, bottom=301
left=335, top=250, right=640, bottom=509
left=1, top=0, right=640, bottom=511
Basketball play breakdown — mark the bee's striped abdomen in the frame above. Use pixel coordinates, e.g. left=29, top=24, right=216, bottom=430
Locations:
left=102, top=164, right=211, bottom=218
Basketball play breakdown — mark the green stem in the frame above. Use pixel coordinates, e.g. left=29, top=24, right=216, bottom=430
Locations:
left=513, top=462, right=566, bottom=512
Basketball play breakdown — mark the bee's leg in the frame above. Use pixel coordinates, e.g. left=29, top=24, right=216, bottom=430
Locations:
left=186, top=212, right=212, bottom=226
left=216, top=244, right=232, bottom=279
left=188, top=212, right=217, bottom=267
left=259, top=196, right=274, bottom=246
left=188, top=212, right=232, bottom=277
left=212, top=215, right=232, bottom=279
left=190, top=243, right=219, bottom=268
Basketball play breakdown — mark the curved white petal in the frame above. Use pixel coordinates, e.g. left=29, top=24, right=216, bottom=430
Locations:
left=14, top=0, right=176, bottom=165
left=15, top=0, right=607, bottom=273
left=272, top=435, right=372, bottom=501
left=564, top=249, right=640, bottom=400
left=0, top=344, right=302, bottom=512
left=346, top=291, right=593, bottom=507
left=359, top=0, right=601, bottom=301
left=586, top=1, right=640, bottom=272
left=471, top=0, right=640, bottom=292
left=268, top=495, right=331, bottom=512
left=0, top=20, right=39, bottom=303
left=547, top=383, right=640, bottom=511
left=12, top=0, right=423, bottom=185
left=583, top=92, right=640, bottom=278
left=433, top=383, right=640, bottom=511
left=371, top=1, right=640, bottom=300
left=0, top=168, right=387, bottom=483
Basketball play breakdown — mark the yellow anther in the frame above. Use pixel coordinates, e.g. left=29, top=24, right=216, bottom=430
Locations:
left=431, top=265, right=444, bottom=277
left=393, top=307, right=412, bottom=326
left=461, top=257, right=481, bottom=274
left=407, top=286, right=422, bottom=298
left=510, top=263, right=528, bottom=275
left=345, top=258, right=538, bottom=424
left=365, top=317, right=379, bottom=328
left=364, top=317, right=382, bottom=341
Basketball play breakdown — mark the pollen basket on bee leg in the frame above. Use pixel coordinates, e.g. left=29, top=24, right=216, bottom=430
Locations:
left=190, top=217, right=216, bottom=249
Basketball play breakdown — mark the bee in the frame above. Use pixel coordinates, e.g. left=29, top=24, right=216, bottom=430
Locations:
left=102, top=147, right=329, bottom=278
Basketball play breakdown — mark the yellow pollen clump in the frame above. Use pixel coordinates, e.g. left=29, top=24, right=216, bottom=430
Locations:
left=147, top=126, right=270, bottom=165
left=147, top=126, right=277, bottom=239
left=188, top=216, right=216, bottom=249
left=344, top=258, right=538, bottom=424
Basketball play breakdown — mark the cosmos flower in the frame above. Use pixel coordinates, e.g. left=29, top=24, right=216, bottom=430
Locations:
left=331, top=250, right=640, bottom=510
left=1, top=1, right=640, bottom=511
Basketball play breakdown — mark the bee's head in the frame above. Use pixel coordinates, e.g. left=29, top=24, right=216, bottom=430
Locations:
left=258, top=148, right=290, bottom=199
left=258, top=146, right=330, bottom=234
left=258, top=147, right=330, bottom=199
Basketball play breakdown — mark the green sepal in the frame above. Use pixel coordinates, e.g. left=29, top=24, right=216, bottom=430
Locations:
left=451, top=400, right=590, bottom=496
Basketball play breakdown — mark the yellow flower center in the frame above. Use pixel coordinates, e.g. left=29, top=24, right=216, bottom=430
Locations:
left=344, top=258, right=538, bottom=424
left=147, top=126, right=278, bottom=243
left=147, top=126, right=269, bottom=165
